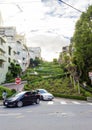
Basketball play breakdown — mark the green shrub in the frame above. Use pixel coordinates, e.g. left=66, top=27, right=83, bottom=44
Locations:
left=0, top=86, right=13, bottom=99
left=11, top=89, right=17, bottom=94
left=53, top=93, right=86, bottom=100
left=5, top=72, right=13, bottom=82
left=23, top=61, right=92, bottom=100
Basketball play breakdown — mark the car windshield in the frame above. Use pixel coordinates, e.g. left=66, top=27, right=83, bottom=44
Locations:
left=39, top=89, right=48, bottom=94
left=11, top=92, right=25, bottom=98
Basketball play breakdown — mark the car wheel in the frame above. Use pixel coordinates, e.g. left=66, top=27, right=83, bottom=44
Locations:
left=17, top=101, right=23, bottom=107
left=36, top=98, right=40, bottom=104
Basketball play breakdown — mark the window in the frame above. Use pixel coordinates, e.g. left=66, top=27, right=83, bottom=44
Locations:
left=23, top=57, right=25, bottom=60
left=8, top=57, right=11, bottom=63
left=17, top=51, right=20, bottom=55
left=0, top=61, right=4, bottom=68
left=8, top=46, right=11, bottom=55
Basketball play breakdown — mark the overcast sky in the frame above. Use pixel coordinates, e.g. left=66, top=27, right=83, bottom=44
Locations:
left=0, top=0, right=92, bottom=61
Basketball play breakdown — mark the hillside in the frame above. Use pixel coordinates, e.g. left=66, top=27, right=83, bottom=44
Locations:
left=24, top=62, right=92, bottom=100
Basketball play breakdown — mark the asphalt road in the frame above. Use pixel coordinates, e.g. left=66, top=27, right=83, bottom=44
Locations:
left=0, top=98, right=92, bottom=130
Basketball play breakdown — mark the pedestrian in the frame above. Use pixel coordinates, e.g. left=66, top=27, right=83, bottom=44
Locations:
left=83, top=82, right=87, bottom=88
left=2, top=90, right=7, bottom=100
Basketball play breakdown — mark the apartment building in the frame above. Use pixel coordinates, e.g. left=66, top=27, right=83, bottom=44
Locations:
left=15, top=34, right=30, bottom=72
left=62, top=46, right=69, bottom=53
left=0, top=36, right=7, bottom=83
left=0, top=26, right=42, bottom=84
left=0, top=27, right=30, bottom=84
left=28, top=47, right=41, bottom=60
left=22, top=45, right=30, bottom=72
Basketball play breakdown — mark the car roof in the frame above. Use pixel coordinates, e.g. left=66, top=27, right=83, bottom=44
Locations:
left=37, top=89, right=46, bottom=91
left=16, top=91, right=31, bottom=95
left=37, top=89, right=48, bottom=93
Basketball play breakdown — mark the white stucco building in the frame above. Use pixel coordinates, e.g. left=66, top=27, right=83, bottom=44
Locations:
left=0, top=36, right=7, bottom=84
left=0, top=27, right=42, bottom=84
left=28, top=47, right=41, bottom=60
left=15, top=35, right=30, bottom=72
left=0, top=27, right=30, bottom=84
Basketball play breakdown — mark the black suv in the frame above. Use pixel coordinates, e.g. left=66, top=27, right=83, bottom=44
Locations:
left=3, top=91, right=40, bottom=107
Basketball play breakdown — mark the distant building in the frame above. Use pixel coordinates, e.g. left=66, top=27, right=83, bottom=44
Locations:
left=58, top=46, right=70, bottom=64
left=28, top=47, right=41, bottom=60
left=62, top=46, right=69, bottom=53
left=15, top=34, right=30, bottom=72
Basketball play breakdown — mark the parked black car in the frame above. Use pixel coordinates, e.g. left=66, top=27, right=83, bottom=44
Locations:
left=3, top=91, right=40, bottom=107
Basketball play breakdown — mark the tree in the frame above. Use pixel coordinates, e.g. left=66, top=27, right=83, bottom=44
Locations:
left=8, top=62, right=22, bottom=78
left=34, top=57, right=41, bottom=66
left=29, top=58, right=34, bottom=67
left=29, top=57, right=42, bottom=67
left=53, top=58, right=58, bottom=64
left=72, top=5, right=92, bottom=83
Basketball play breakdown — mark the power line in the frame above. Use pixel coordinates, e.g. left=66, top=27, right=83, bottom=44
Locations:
left=0, top=0, right=39, bottom=4
left=58, top=0, right=82, bottom=13
left=0, top=0, right=83, bottom=13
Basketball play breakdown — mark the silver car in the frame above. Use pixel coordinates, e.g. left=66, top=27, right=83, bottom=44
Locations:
left=37, top=89, right=54, bottom=101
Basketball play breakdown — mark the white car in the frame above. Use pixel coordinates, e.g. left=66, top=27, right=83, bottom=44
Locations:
left=37, top=89, right=54, bottom=101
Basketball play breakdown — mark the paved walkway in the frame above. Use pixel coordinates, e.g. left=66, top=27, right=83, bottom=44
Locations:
left=2, top=81, right=26, bottom=91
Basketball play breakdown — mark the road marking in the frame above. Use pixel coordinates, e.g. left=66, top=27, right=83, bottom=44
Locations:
left=72, top=101, right=80, bottom=104
left=60, top=101, right=67, bottom=104
left=87, top=103, right=92, bottom=105
left=48, top=101, right=54, bottom=105
left=40, top=100, right=92, bottom=106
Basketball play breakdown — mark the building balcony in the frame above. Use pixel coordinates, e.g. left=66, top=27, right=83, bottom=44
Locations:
left=0, top=55, right=6, bottom=62
left=0, top=44, right=6, bottom=53
left=0, top=36, right=6, bottom=43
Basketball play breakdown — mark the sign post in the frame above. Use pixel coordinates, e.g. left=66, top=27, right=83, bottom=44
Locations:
left=15, top=77, right=21, bottom=91
left=15, top=77, right=21, bottom=84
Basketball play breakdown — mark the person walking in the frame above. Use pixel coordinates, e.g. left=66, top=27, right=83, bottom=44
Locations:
left=2, top=90, right=7, bottom=101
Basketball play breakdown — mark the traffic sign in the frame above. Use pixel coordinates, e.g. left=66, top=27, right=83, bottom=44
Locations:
left=15, top=77, right=21, bottom=84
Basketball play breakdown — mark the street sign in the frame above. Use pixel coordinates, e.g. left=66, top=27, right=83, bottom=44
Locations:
left=15, top=77, right=21, bottom=84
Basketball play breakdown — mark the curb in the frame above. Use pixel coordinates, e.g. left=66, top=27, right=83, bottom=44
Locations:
left=87, top=97, right=92, bottom=102
left=1, top=81, right=27, bottom=86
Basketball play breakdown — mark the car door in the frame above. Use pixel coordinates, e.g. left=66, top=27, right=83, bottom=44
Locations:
left=30, top=91, right=37, bottom=103
left=23, top=92, right=32, bottom=105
